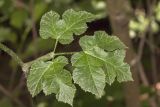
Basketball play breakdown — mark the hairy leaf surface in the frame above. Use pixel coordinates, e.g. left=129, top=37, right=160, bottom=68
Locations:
left=27, top=56, right=76, bottom=105
left=40, top=9, right=95, bottom=44
left=71, top=52, right=105, bottom=97
left=71, top=31, right=133, bottom=97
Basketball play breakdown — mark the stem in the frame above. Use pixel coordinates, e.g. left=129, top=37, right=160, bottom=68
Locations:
left=55, top=52, right=78, bottom=55
left=53, top=39, right=58, bottom=53
left=0, top=43, right=24, bottom=66
left=22, top=51, right=78, bottom=73
left=0, top=42, right=78, bottom=73
left=22, top=51, right=55, bottom=73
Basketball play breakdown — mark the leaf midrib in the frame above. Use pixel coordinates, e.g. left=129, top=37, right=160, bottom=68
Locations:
left=32, top=62, right=53, bottom=96
left=85, top=54, right=100, bottom=96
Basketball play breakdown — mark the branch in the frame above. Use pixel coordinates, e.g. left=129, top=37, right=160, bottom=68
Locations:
left=22, top=51, right=78, bottom=73
left=0, top=43, right=24, bottom=66
left=22, top=51, right=55, bottom=73
left=0, top=42, right=78, bottom=73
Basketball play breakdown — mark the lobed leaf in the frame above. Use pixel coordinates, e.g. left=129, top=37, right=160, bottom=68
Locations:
left=71, top=31, right=133, bottom=97
left=40, top=9, right=95, bottom=44
left=27, top=56, right=76, bottom=105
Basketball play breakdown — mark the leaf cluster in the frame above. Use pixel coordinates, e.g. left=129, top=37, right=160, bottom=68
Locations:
left=27, top=9, right=133, bottom=106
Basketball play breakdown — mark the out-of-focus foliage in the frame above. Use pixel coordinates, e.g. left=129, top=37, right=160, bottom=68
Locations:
left=22, top=38, right=54, bottom=59
left=47, top=0, right=107, bottom=18
left=129, top=10, right=159, bottom=38
left=129, top=2, right=160, bottom=38
left=33, top=2, right=48, bottom=21
left=0, top=0, right=13, bottom=14
left=129, top=12, right=149, bottom=33
left=10, top=9, right=28, bottom=29
left=155, top=2, right=160, bottom=21
left=0, top=27, right=17, bottom=43
left=0, top=98, right=12, bottom=107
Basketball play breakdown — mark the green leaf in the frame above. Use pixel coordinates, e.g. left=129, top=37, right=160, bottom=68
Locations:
left=95, top=31, right=127, bottom=51
left=27, top=56, right=76, bottom=105
left=79, top=31, right=126, bottom=51
left=40, top=9, right=95, bottom=44
left=71, top=52, right=105, bottom=97
left=71, top=31, right=132, bottom=96
left=102, top=50, right=132, bottom=84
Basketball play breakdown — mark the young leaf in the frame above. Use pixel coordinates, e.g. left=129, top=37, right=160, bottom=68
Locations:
left=27, top=56, right=76, bottom=105
left=40, top=9, right=95, bottom=44
left=71, top=31, right=133, bottom=96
